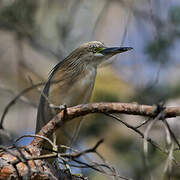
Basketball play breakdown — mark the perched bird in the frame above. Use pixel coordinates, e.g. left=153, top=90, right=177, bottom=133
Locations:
left=36, top=41, right=132, bottom=152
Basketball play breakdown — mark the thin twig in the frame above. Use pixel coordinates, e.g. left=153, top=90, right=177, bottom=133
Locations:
left=15, top=134, right=56, bottom=149
left=163, top=142, right=174, bottom=179
left=0, top=82, right=46, bottom=129
left=164, top=120, right=180, bottom=150
left=135, top=117, right=152, bottom=129
left=104, top=113, right=161, bottom=151
left=143, top=111, right=164, bottom=180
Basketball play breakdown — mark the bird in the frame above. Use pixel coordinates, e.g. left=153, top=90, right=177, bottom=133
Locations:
left=36, top=41, right=132, bottom=153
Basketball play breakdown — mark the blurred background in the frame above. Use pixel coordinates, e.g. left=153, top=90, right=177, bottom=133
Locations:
left=0, top=0, right=180, bottom=179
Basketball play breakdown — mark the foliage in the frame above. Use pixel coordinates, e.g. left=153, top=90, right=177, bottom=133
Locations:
left=0, top=0, right=36, bottom=36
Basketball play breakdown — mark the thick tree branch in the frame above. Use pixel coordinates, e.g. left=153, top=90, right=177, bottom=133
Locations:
left=31, top=102, right=180, bottom=149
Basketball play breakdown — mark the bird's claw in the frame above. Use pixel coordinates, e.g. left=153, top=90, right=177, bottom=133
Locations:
left=63, top=168, right=85, bottom=180
left=59, top=104, right=67, bottom=111
left=49, top=104, right=67, bottom=112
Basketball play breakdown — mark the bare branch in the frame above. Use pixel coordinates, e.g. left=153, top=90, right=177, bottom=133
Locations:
left=31, top=102, right=180, bottom=150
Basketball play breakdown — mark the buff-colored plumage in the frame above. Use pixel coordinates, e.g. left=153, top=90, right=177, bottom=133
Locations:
left=36, top=41, right=132, bottom=153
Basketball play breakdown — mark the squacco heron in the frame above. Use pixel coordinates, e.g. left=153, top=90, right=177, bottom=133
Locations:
left=36, top=41, right=132, bottom=152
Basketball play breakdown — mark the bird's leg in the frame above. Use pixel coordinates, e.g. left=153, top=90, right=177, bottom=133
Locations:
left=50, top=105, right=82, bottom=175
left=63, top=161, right=72, bottom=174
left=51, top=104, right=70, bottom=170
left=50, top=103, right=67, bottom=153
left=53, top=132, right=57, bottom=149
left=52, top=133, right=71, bottom=172
left=52, top=132, right=61, bottom=170
left=62, top=159, right=84, bottom=179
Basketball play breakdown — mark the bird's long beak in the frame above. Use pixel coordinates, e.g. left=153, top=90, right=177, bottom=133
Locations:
left=99, top=47, right=133, bottom=55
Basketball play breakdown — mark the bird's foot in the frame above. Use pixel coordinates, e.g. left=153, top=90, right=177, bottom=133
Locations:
left=58, top=104, right=67, bottom=111
left=63, top=168, right=86, bottom=180
left=49, top=104, right=67, bottom=112
left=72, top=173, right=86, bottom=180
left=63, top=163, right=72, bottom=173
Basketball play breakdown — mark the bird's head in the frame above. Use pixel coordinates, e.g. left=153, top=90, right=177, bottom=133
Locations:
left=75, top=41, right=133, bottom=67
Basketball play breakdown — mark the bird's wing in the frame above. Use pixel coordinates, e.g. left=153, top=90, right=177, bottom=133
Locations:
left=36, top=59, right=66, bottom=133
left=36, top=79, right=52, bottom=133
